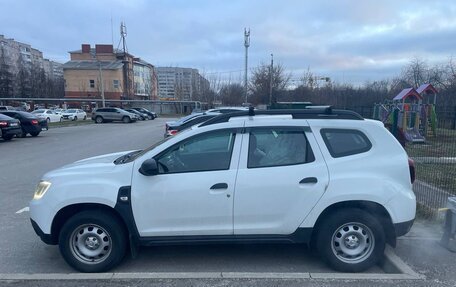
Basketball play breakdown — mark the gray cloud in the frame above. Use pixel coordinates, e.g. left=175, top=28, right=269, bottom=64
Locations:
left=0, top=0, right=455, bottom=85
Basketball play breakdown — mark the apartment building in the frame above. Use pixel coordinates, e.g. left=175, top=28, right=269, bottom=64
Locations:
left=0, top=34, right=63, bottom=97
left=156, top=67, right=209, bottom=101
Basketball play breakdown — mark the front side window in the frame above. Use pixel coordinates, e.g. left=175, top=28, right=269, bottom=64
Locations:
left=320, top=129, right=372, bottom=158
left=248, top=127, right=315, bottom=168
left=156, top=130, right=236, bottom=174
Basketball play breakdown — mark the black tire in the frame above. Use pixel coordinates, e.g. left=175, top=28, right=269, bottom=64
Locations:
left=73, top=116, right=78, bottom=121
left=95, top=116, right=104, bottom=124
left=122, top=116, right=131, bottom=123
left=20, top=129, right=27, bottom=138
left=30, top=131, right=40, bottom=137
left=58, top=210, right=127, bottom=273
left=316, top=208, right=385, bottom=272
left=83, top=115, right=87, bottom=120
left=46, top=118, right=51, bottom=123
left=2, top=134, right=14, bottom=141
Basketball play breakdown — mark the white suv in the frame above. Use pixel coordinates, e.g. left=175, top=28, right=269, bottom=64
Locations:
left=29, top=107, right=416, bottom=273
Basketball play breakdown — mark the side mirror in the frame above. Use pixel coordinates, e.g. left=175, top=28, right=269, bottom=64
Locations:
left=139, top=159, right=159, bottom=176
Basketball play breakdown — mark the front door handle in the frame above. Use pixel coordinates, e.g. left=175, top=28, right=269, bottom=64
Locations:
left=299, top=177, right=318, bottom=184
left=210, top=183, right=228, bottom=190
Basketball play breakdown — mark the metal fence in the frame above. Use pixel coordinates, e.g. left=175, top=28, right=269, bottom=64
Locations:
left=352, top=106, right=456, bottom=218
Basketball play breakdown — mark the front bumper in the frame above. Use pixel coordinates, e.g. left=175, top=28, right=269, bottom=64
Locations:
left=30, top=219, right=57, bottom=245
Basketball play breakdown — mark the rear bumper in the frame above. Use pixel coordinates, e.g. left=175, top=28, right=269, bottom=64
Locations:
left=394, top=219, right=414, bottom=237
left=23, top=125, right=42, bottom=133
left=1, top=126, right=22, bottom=136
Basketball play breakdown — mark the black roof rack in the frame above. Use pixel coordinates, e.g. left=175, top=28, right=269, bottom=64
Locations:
left=199, top=106, right=363, bottom=127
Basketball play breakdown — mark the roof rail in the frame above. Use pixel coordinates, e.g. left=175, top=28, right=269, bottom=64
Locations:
left=199, top=107, right=363, bottom=127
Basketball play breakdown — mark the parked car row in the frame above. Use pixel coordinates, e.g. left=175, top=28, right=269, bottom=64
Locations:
left=0, top=111, right=48, bottom=141
left=164, top=107, right=249, bottom=137
left=91, top=107, right=157, bottom=124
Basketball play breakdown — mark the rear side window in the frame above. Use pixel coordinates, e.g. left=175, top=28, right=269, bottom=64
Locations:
left=320, top=129, right=372, bottom=158
left=248, top=127, right=315, bottom=168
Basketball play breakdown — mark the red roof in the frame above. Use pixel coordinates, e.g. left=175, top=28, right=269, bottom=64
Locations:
left=393, top=88, right=422, bottom=101
left=416, top=83, right=438, bottom=94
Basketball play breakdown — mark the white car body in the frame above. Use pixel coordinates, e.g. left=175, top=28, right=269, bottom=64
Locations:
left=62, top=109, right=87, bottom=121
left=32, top=109, right=62, bottom=123
left=30, top=109, right=416, bottom=272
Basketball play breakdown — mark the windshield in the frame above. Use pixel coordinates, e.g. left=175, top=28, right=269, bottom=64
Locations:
left=126, top=135, right=175, bottom=162
left=32, top=110, right=45, bottom=113
left=66, top=109, right=76, bottom=113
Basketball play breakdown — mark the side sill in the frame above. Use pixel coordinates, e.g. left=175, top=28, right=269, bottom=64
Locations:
left=137, top=228, right=313, bottom=246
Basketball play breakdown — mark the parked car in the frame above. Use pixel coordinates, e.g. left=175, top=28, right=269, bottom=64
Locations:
left=0, top=106, right=18, bottom=111
left=206, top=107, right=250, bottom=114
left=125, top=109, right=148, bottom=121
left=62, top=109, right=87, bottom=121
left=51, top=108, right=65, bottom=116
left=0, top=113, right=22, bottom=141
left=0, top=110, right=48, bottom=137
left=131, top=107, right=157, bottom=119
left=91, top=108, right=137, bottom=123
left=30, top=107, right=416, bottom=273
left=164, top=112, right=221, bottom=137
left=31, top=109, right=62, bottom=123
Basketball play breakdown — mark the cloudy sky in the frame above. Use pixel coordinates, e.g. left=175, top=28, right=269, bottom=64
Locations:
left=1, top=0, right=455, bottom=85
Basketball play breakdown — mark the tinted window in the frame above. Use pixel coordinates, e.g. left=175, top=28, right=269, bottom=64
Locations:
left=321, top=129, right=372, bottom=158
left=248, top=127, right=314, bottom=168
left=156, top=130, right=236, bottom=174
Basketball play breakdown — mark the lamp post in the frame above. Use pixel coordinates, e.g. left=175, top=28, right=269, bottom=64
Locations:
left=98, top=61, right=105, bottom=108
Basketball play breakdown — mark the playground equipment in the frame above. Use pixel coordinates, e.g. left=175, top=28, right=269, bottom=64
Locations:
left=373, top=84, right=438, bottom=144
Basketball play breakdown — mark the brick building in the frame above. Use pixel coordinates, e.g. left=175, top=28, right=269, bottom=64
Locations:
left=63, top=44, right=156, bottom=102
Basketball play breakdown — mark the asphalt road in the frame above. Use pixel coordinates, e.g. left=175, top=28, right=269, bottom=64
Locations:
left=0, top=119, right=452, bottom=286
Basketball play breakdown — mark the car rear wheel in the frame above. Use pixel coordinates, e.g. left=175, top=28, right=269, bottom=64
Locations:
left=122, top=116, right=131, bottom=123
left=20, top=129, right=27, bottom=138
left=46, top=118, right=51, bottom=123
left=316, top=208, right=385, bottom=272
left=83, top=115, right=87, bottom=120
left=2, top=134, right=14, bottom=141
left=30, top=131, right=40, bottom=137
left=95, top=116, right=103, bottom=124
left=58, top=210, right=127, bottom=273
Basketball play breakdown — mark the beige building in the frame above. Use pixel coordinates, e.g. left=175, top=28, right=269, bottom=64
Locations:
left=63, top=44, right=156, bottom=101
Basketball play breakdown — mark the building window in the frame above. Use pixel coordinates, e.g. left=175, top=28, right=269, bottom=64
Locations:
left=89, top=80, right=95, bottom=88
left=113, top=80, right=119, bottom=89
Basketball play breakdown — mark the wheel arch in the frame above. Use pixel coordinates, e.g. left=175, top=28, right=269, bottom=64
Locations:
left=310, top=200, right=396, bottom=248
left=50, top=203, right=128, bottom=245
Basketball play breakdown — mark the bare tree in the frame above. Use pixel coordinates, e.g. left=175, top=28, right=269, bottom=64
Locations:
left=219, top=83, right=244, bottom=106
left=249, top=62, right=291, bottom=105
left=0, top=45, right=13, bottom=98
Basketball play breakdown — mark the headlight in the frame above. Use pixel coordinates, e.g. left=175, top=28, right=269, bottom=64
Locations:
left=33, top=181, right=51, bottom=200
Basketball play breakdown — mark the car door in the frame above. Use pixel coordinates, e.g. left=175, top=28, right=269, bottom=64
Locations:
left=131, top=128, right=241, bottom=236
left=233, top=124, right=329, bottom=235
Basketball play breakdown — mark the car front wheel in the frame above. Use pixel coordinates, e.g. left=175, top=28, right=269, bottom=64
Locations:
left=316, top=208, right=385, bottom=272
left=122, top=116, right=131, bottom=123
left=58, top=210, right=127, bottom=273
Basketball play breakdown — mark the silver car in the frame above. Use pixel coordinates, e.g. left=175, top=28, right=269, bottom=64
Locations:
left=91, top=108, right=137, bottom=124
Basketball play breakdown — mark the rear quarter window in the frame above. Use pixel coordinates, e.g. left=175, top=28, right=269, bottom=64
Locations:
left=320, top=129, right=372, bottom=158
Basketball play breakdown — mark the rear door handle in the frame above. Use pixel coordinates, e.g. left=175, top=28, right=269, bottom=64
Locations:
left=299, top=177, right=318, bottom=184
left=210, top=183, right=228, bottom=190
